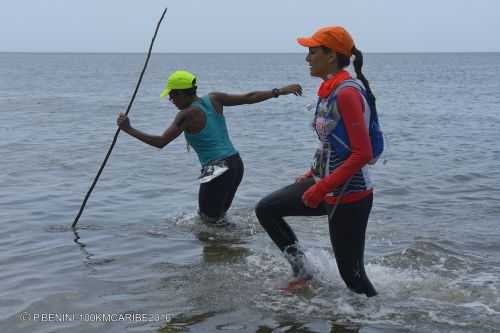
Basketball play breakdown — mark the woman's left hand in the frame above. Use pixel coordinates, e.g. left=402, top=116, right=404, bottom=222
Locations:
left=278, top=84, right=303, bottom=96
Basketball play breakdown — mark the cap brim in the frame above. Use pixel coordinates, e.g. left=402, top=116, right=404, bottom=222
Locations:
left=160, top=87, right=171, bottom=99
left=297, top=37, right=322, bottom=47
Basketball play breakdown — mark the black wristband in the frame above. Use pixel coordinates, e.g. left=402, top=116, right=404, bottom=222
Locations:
left=272, top=88, right=280, bottom=98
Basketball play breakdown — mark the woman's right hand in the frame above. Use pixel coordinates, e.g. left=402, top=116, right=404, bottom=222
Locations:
left=279, top=84, right=303, bottom=96
left=295, top=174, right=309, bottom=183
left=295, top=170, right=313, bottom=183
left=117, top=113, right=131, bottom=131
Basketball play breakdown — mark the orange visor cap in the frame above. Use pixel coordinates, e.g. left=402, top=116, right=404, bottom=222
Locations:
left=297, top=26, right=354, bottom=57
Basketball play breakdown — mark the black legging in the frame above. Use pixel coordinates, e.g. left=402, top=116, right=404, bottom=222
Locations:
left=198, top=153, right=244, bottom=221
left=255, top=177, right=377, bottom=297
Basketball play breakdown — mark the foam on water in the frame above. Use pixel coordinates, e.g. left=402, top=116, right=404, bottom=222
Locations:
left=154, top=208, right=260, bottom=242
left=241, top=241, right=500, bottom=332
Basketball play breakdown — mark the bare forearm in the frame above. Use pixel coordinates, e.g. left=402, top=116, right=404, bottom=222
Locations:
left=122, top=126, right=166, bottom=148
left=211, top=84, right=301, bottom=107
left=241, top=90, right=278, bottom=104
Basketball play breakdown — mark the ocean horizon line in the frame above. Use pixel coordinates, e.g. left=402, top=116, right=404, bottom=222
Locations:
left=1, top=51, right=499, bottom=55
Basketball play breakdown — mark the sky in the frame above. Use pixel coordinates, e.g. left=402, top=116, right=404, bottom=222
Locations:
left=1, top=0, right=499, bottom=53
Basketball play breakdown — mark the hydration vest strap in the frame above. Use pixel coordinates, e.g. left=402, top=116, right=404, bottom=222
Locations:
left=327, top=80, right=371, bottom=153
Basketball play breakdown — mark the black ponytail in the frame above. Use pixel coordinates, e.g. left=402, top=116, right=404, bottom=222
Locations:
left=352, top=46, right=376, bottom=109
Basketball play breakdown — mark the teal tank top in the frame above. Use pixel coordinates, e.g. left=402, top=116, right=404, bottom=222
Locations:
left=185, top=95, right=238, bottom=166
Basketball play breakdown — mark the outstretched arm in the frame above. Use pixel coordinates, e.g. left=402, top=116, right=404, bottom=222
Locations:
left=209, top=84, right=302, bottom=107
left=117, top=111, right=188, bottom=149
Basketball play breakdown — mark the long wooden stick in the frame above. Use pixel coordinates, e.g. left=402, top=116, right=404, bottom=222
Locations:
left=72, top=8, right=168, bottom=228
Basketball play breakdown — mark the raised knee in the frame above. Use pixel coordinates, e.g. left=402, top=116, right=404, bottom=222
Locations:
left=255, top=197, right=273, bottom=224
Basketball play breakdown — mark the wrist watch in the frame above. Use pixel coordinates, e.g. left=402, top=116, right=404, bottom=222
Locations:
left=272, top=88, right=280, bottom=98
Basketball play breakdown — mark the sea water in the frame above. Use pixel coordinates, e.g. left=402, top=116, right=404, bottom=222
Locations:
left=1, top=52, right=499, bottom=332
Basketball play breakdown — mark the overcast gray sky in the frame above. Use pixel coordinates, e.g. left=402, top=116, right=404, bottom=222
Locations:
left=1, top=0, right=499, bottom=53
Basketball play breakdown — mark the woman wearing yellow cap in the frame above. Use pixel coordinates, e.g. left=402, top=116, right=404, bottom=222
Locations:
left=117, top=70, right=302, bottom=224
left=255, top=26, right=379, bottom=296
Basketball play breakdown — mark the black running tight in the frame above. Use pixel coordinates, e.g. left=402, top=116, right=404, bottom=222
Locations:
left=255, top=177, right=377, bottom=297
left=198, top=153, right=244, bottom=221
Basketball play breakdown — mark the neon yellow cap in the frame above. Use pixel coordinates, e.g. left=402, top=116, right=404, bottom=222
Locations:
left=160, top=70, right=196, bottom=98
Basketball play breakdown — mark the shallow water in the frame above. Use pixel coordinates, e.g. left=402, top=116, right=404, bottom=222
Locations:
left=1, top=53, right=500, bottom=332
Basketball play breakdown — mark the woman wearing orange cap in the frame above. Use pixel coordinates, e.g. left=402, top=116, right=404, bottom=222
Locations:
left=255, top=27, right=378, bottom=296
left=117, top=70, right=302, bottom=224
